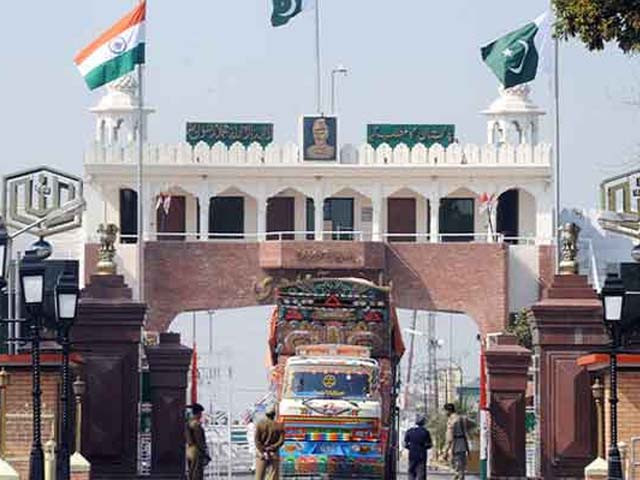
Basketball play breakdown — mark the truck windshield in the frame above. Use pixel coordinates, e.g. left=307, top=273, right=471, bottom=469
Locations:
left=289, top=372, right=371, bottom=399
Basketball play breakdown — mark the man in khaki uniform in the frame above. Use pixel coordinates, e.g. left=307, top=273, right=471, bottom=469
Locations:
left=254, top=405, right=285, bottom=480
left=444, top=403, right=474, bottom=480
left=185, top=403, right=211, bottom=480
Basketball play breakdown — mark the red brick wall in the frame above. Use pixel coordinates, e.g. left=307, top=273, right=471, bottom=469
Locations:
left=385, top=243, right=509, bottom=334
left=86, top=241, right=512, bottom=335
left=538, top=245, right=556, bottom=299
left=3, top=367, right=59, bottom=479
left=604, top=370, right=640, bottom=463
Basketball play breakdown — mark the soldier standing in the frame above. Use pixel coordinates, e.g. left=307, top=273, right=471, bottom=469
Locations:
left=254, top=405, right=285, bottom=480
left=444, top=403, right=474, bottom=480
left=186, top=403, right=211, bottom=480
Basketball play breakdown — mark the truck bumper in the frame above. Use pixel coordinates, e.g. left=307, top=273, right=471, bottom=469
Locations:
left=281, top=441, right=384, bottom=479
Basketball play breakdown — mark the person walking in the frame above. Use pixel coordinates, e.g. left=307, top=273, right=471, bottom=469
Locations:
left=444, top=403, right=474, bottom=480
left=404, top=414, right=433, bottom=480
left=254, top=405, right=285, bottom=480
left=185, top=403, right=211, bottom=480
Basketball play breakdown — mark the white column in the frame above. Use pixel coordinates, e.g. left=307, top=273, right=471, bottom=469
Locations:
left=313, top=183, right=324, bottom=241
left=257, top=195, right=267, bottom=242
left=198, top=192, right=209, bottom=241
left=371, top=188, right=383, bottom=242
left=536, top=193, right=553, bottom=245
left=429, top=194, right=440, bottom=243
left=487, top=208, right=498, bottom=243
left=147, top=183, right=160, bottom=241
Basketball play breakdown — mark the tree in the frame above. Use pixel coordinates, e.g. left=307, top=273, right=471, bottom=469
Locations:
left=553, top=0, right=640, bottom=53
left=506, top=308, right=533, bottom=350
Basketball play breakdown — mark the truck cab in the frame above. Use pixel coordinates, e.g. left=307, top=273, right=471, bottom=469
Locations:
left=279, top=345, right=386, bottom=479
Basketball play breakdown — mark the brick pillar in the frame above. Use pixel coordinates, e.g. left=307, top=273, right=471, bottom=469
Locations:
left=71, top=274, right=145, bottom=480
left=530, top=274, right=606, bottom=479
left=145, top=332, right=192, bottom=480
left=485, top=333, right=531, bottom=480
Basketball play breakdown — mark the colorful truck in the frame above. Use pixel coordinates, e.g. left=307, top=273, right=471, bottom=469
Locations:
left=267, top=278, right=405, bottom=479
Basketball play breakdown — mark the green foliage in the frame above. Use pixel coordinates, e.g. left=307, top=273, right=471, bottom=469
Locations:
left=553, top=0, right=640, bottom=53
left=506, top=308, right=533, bottom=350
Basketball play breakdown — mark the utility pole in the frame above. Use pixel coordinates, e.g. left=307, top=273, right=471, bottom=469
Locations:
left=427, top=312, right=438, bottom=411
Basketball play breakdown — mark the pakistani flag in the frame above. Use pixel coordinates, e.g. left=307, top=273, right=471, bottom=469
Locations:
left=481, top=12, right=551, bottom=88
left=271, top=0, right=313, bottom=27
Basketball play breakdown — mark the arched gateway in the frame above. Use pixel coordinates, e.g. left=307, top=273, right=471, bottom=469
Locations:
left=82, top=79, right=555, bottom=338
left=85, top=240, right=554, bottom=337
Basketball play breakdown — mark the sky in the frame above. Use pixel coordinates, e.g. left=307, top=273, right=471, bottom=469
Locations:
left=1, top=1, right=639, bottom=209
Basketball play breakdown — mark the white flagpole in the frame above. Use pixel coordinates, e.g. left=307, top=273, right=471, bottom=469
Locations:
left=136, top=0, right=145, bottom=302
left=315, top=0, right=322, bottom=113
left=553, top=16, right=561, bottom=272
left=137, top=62, right=145, bottom=302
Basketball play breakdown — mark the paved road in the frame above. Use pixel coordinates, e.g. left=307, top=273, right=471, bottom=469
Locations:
left=229, top=473, right=479, bottom=479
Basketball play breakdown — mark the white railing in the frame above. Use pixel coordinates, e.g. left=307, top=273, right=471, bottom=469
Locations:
left=96, top=231, right=554, bottom=245
left=85, top=141, right=552, bottom=167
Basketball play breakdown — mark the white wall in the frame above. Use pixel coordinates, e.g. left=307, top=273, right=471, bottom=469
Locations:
left=508, top=245, right=540, bottom=313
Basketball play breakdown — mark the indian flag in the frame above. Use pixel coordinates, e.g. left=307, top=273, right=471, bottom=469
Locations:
left=74, top=2, right=146, bottom=90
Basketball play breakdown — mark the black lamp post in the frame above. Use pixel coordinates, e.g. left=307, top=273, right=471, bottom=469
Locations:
left=20, top=250, right=46, bottom=480
left=600, top=272, right=626, bottom=480
left=55, top=269, right=79, bottom=480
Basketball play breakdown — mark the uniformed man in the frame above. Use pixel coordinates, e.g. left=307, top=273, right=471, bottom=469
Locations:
left=185, top=403, right=211, bottom=480
left=254, top=405, right=285, bottom=480
left=444, top=403, right=474, bottom=480
left=404, top=414, right=433, bottom=480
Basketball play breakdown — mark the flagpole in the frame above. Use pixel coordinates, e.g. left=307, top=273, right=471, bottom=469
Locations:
left=315, top=0, right=322, bottom=113
left=137, top=62, right=145, bottom=302
left=553, top=24, right=561, bottom=272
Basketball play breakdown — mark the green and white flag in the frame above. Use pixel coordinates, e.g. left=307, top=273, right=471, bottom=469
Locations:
left=271, top=0, right=314, bottom=27
left=481, top=12, right=551, bottom=89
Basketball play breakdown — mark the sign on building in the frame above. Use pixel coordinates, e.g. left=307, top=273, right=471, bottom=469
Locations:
left=367, top=124, right=455, bottom=148
left=186, top=122, right=274, bottom=148
left=302, top=116, right=338, bottom=162
left=3, top=166, right=83, bottom=236
left=599, top=169, right=640, bottom=240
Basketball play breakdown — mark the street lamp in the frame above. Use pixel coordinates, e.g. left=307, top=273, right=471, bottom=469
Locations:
left=72, top=377, right=86, bottom=455
left=331, top=65, right=348, bottom=115
left=600, top=272, right=626, bottom=480
left=55, top=269, right=79, bottom=480
left=20, top=250, right=46, bottom=480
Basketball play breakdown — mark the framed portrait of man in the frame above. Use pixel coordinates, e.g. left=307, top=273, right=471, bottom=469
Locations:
left=302, top=116, right=338, bottom=161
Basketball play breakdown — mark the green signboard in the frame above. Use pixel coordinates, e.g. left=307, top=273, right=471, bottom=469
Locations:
left=186, top=122, right=274, bottom=148
left=367, top=124, right=455, bottom=148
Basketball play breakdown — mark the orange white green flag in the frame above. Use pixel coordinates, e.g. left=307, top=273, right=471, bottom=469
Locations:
left=74, top=2, right=146, bottom=90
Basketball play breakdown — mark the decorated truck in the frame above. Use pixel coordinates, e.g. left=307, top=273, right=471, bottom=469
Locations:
left=267, top=278, right=405, bottom=479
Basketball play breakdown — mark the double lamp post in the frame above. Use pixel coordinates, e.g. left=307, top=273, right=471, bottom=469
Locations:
left=0, top=222, right=80, bottom=480
left=600, top=271, right=639, bottom=480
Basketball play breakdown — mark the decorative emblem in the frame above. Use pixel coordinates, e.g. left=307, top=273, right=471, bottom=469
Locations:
left=3, top=167, right=83, bottom=236
left=322, top=374, right=337, bottom=389
left=96, top=223, right=119, bottom=275
left=108, top=36, right=128, bottom=55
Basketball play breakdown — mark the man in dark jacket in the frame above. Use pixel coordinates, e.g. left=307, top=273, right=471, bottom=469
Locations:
left=404, top=414, right=433, bottom=480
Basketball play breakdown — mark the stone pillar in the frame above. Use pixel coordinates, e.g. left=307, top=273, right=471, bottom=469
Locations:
left=530, top=274, right=606, bottom=479
left=257, top=195, right=267, bottom=242
left=198, top=193, right=209, bottom=241
left=71, top=274, right=145, bottom=480
left=429, top=195, right=440, bottom=243
left=314, top=192, right=324, bottom=241
left=145, top=333, right=192, bottom=479
left=485, top=333, right=531, bottom=480
left=371, top=192, right=383, bottom=242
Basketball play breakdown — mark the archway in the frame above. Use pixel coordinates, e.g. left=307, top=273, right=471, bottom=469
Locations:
left=497, top=188, right=537, bottom=243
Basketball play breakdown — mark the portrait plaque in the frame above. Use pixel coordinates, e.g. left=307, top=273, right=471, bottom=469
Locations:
left=302, top=116, right=338, bottom=162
